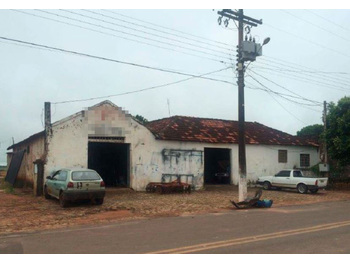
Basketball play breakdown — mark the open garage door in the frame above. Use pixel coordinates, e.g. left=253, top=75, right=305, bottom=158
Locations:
left=88, top=140, right=130, bottom=187
left=204, top=148, right=231, bottom=185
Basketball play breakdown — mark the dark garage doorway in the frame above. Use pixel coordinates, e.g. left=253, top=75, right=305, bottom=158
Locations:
left=88, top=142, right=130, bottom=187
left=204, top=148, right=231, bottom=185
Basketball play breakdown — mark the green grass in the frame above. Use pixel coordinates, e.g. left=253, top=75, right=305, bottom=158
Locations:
left=0, top=177, right=15, bottom=194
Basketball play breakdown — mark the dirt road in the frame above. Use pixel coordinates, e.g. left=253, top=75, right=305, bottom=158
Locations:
left=1, top=185, right=350, bottom=236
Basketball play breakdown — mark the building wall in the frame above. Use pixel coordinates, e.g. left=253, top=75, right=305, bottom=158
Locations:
left=43, top=102, right=320, bottom=191
left=45, top=112, right=88, bottom=178
left=130, top=140, right=319, bottom=191
left=243, top=144, right=319, bottom=185
left=11, top=136, right=45, bottom=189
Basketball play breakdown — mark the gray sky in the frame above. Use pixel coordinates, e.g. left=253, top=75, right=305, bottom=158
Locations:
left=1, top=5, right=350, bottom=163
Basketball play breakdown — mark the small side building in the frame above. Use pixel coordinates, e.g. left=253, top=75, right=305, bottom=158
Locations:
left=6, top=100, right=320, bottom=194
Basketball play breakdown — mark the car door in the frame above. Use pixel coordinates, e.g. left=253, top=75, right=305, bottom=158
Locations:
left=290, top=170, right=303, bottom=188
left=272, top=170, right=291, bottom=187
left=56, top=170, right=68, bottom=193
left=45, top=170, right=60, bottom=198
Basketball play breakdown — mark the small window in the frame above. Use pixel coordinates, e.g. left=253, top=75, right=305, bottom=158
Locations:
left=300, top=154, right=310, bottom=167
left=278, top=150, right=287, bottom=163
left=293, top=170, right=303, bottom=177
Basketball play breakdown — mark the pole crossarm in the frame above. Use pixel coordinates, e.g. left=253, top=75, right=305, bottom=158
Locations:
left=218, top=10, right=262, bottom=27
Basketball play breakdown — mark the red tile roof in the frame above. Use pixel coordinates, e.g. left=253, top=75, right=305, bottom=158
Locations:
left=145, top=116, right=318, bottom=147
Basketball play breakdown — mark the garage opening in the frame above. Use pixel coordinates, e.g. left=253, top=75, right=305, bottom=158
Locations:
left=204, top=148, right=231, bottom=185
left=88, top=142, right=130, bottom=187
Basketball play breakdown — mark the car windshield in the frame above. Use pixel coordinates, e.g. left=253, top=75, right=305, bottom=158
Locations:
left=72, top=171, right=101, bottom=181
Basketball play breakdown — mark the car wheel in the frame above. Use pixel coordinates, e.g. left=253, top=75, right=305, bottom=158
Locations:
left=309, top=189, right=318, bottom=194
left=59, top=191, right=68, bottom=208
left=263, top=181, right=271, bottom=190
left=297, top=183, right=308, bottom=194
left=95, top=198, right=104, bottom=205
left=44, top=186, right=51, bottom=199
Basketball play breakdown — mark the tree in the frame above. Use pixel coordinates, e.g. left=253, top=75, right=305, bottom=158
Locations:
left=134, top=114, right=148, bottom=125
left=296, top=124, right=323, bottom=139
left=325, top=97, right=350, bottom=167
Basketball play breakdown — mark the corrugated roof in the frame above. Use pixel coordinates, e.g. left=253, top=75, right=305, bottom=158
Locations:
left=7, top=130, right=45, bottom=150
left=145, top=116, right=318, bottom=147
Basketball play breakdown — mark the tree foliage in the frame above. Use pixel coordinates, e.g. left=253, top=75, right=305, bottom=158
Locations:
left=325, top=97, right=350, bottom=166
left=134, top=114, right=148, bottom=125
left=296, top=124, right=323, bottom=139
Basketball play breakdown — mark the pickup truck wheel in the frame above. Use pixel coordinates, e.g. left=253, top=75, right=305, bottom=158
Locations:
left=297, top=183, right=308, bottom=194
left=309, top=189, right=318, bottom=194
left=59, top=192, right=68, bottom=208
left=263, top=181, right=271, bottom=190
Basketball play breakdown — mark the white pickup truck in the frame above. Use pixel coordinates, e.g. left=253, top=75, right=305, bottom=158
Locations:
left=257, top=169, right=328, bottom=194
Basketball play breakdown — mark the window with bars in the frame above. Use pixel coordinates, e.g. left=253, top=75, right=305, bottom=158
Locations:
left=278, top=150, right=287, bottom=163
left=300, top=154, right=310, bottom=167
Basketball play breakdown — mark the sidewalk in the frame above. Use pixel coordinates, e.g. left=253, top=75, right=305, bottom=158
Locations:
left=1, top=185, right=350, bottom=235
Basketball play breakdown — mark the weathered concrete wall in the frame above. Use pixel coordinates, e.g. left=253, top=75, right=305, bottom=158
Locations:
left=130, top=140, right=319, bottom=191
left=45, top=112, right=87, bottom=178
left=241, top=144, right=319, bottom=185
left=131, top=140, right=206, bottom=191
left=11, top=136, right=45, bottom=189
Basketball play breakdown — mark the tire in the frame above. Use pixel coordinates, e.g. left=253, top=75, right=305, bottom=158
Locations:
left=309, top=189, right=318, bottom=194
left=95, top=198, right=104, bottom=205
left=297, top=183, right=308, bottom=194
left=44, top=186, right=51, bottom=199
left=263, top=181, right=271, bottom=190
left=59, top=191, right=68, bottom=208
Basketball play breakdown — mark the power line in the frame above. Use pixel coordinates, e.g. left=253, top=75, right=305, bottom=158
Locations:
left=0, top=35, right=236, bottom=85
left=258, top=57, right=350, bottom=87
left=264, top=22, right=350, bottom=59
left=40, top=9, right=232, bottom=63
left=263, top=56, right=350, bottom=76
left=13, top=9, right=229, bottom=64
left=251, top=63, right=350, bottom=89
left=82, top=9, right=233, bottom=56
left=103, top=9, right=233, bottom=49
left=53, top=67, right=233, bottom=104
left=304, top=9, right=350, bottom=32
left=245, top=80, right=322, bottom=113
left=247, top=74, right=322, bottom=107
left=268, top=92, right=308, bottom=125
left=248, top=70, right=323, bottom=106
left=281, top=10, right=350, bottom=43
left=250, top=62, right=350, bottom=92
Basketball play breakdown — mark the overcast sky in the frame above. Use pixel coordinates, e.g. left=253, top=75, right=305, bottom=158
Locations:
left=1, top=3, right=350, bottom=163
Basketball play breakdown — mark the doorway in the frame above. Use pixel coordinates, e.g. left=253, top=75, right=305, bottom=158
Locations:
left=204, top=148, right=231, bottom=185
left=88, top=142, right=130, bottom=187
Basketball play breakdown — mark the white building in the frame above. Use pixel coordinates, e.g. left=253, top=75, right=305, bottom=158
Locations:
left=6, top=100, right=320, bottom=195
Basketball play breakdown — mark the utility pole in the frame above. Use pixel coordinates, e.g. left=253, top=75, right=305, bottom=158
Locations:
left=323, top=101, right=329, bottom=177
left=44, top=102, right=51, bottom=152
left=217, top=9, right=263, bottom=201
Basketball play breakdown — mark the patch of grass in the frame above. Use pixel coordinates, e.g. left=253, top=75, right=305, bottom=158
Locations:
left=0, top=177, right=15, bottom=194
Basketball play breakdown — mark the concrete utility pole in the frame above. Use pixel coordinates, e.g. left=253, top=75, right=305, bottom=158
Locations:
left=217, top=9, right=263, bottom=201
left=44, top=102, right=51, bottom=152
left=323, top=101, right=329, bottom=177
